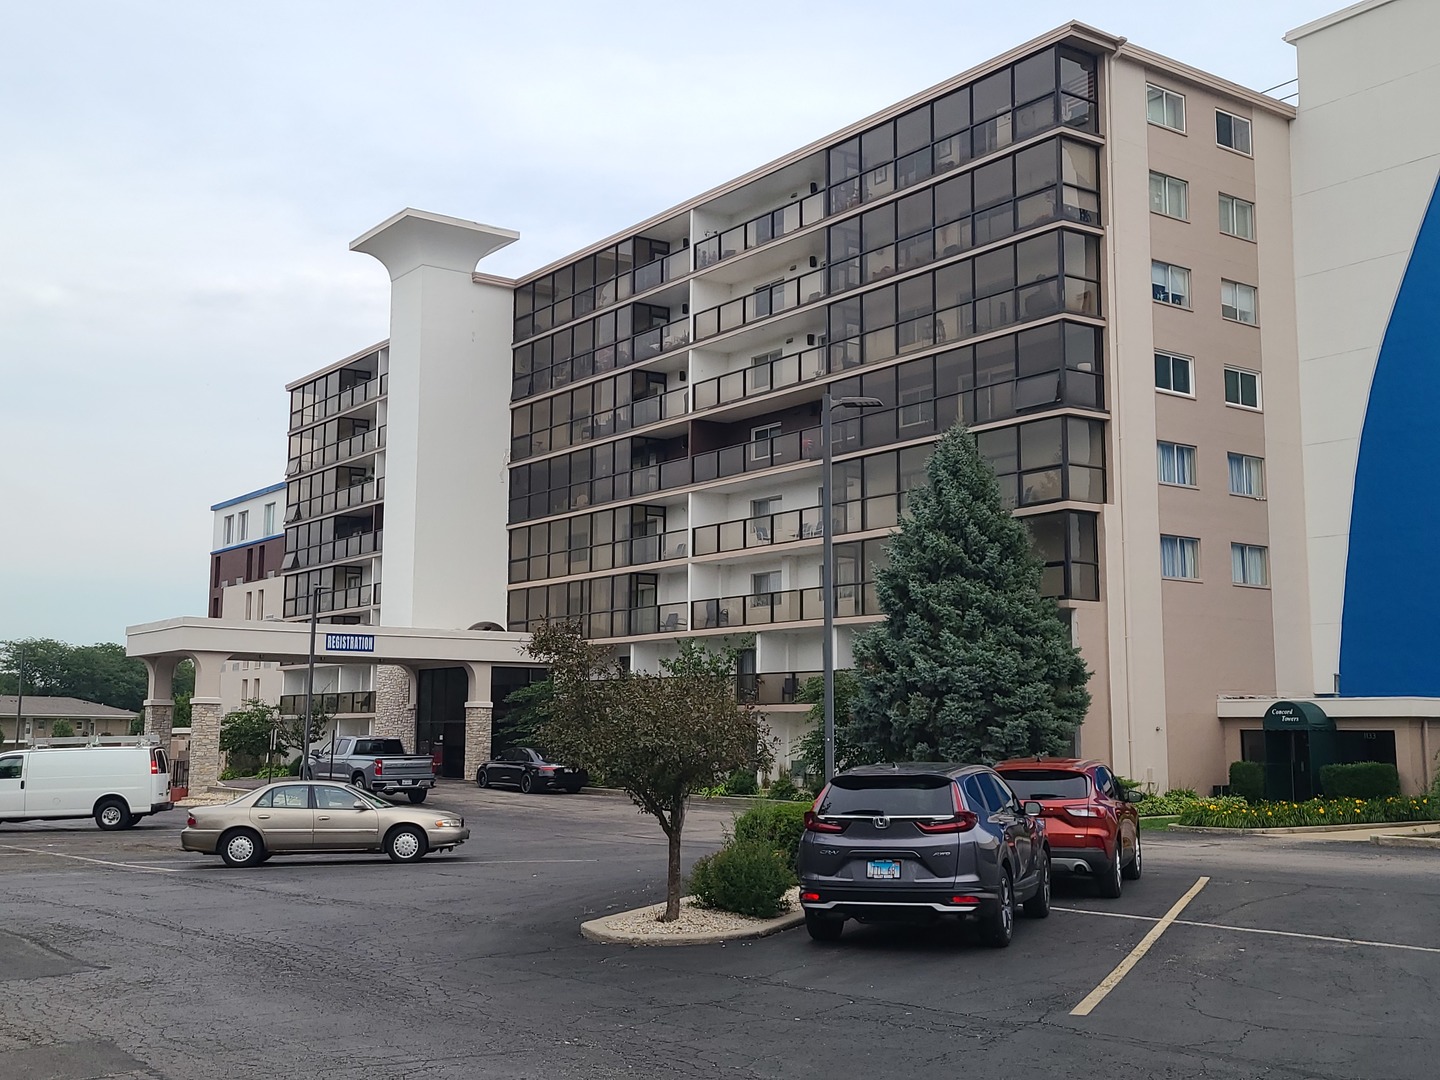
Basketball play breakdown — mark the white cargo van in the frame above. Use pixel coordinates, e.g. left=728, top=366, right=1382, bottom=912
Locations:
left=0, top=737, right=174, bottom=830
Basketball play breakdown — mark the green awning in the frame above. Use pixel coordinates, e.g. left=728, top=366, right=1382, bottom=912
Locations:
left=1262, top=700, right=1333, bottom=731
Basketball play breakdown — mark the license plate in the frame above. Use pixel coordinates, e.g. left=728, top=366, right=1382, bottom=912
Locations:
left=866, top=860, right=901, bottom=880
left=400, top=779, right=414, bottom=786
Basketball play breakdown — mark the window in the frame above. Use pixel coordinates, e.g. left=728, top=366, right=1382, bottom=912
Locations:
left=256, top=590, right=264, bottom=619
left=1228, top=453, right=1265, bottom=498
left=245, top=591, right=253, bottom=620
left=1161, top=535, right=1201, bottom=580
left=1231, top=543, right=1269, bottom=586
left=223, top=515, right=235, bottom=545
left=1152, top=261, right=1190, bottom=306
left=1154, top=351, right=1193, bottom=395
left=1216, top=110, right=1252, bottom=155
left=1219, top=194, right=1255, bottom=240
left=750, top=349, right=782, bottom=391
left=241, top=679, right=249, bottom=700
left=1157, top=442, right=1197, bottom=486
left=0, top=756, right=22, bottom=780
left=749, top=423, right=782, bottom=462
left=1224, top=367, right=1261, bottom=409
left=1221, top=280, right=1258, bottom=325
left=263, top=502, right=276, bottom=535
left=1149, top=172, right=1188, bottom=220
left=751, top=571, right=781, bottom=599
left=237, top=510, right=249, bottom=542
left=1146, top=84, right=1186, bottom=131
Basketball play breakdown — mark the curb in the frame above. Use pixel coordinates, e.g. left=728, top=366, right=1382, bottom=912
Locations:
left=1371, top=834, right=1440, bottom=849
left=1169, top=819, right=1440, bottom=837
left=580, top=901, right=805, bottom=946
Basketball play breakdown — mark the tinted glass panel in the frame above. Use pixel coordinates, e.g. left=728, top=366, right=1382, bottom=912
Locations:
left=998, top=769, right=1090, bottom=799
left=819, top=774, right=955, bottom=816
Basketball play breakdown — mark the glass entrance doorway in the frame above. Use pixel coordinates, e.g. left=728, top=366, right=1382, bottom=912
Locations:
left=417, top=667, right=467, bottom=779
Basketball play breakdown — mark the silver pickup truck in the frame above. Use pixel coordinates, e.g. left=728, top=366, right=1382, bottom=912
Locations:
left=304, top=737, right=437, bottom=803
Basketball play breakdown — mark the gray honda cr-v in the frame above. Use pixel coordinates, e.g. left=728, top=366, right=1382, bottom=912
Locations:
left=797, top=763, right=1050, bottom=946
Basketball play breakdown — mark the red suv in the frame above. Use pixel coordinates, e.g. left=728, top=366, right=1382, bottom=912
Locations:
left=994, top=758, right=1142, bottom=898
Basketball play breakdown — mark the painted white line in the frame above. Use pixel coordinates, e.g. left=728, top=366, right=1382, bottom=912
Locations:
left=1070, top=876, right=1210, bottom=1017
left=0, top=843, right=185, bottom=874
left=467, top=859, right=601, bottom=865
left=1055, top=904, right=1440, bottom=956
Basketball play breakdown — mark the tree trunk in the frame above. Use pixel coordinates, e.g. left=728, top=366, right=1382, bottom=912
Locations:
left=661, top=799, right=685, bottom=922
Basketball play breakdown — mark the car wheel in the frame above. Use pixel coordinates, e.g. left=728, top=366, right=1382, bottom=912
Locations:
left=520, top=772, right=535, bottom=795
left=406, top=789, right=428, bottom=805
left=1023, top=850, right=1052, bottom=918
left=386, top=825, right=428, bottom=864
left=351, top=773, right=368, bottom=791
left=219, top=828, right=265, bottom=868
left=564, top=783, right=582, bottom=794
left=805, top=911, right=845, bottom=942
left=1122, top=833, right=1143, bottom=880
left=1098, top=840, right=1124, bottom=898
left=476, top=768, right=490, bottom=788
left=984, top=868, right=1015, bottom=948
left=94, top=798, right=132, bottom=831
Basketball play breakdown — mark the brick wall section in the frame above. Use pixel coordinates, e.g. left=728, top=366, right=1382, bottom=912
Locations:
left=374, top=664, right=415, bottom=745
left=190, top=700, right=223, bottom=791
left=462, top=705, right=493, bottom=784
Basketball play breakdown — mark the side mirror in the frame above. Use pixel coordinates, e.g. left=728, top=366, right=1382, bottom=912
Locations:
left=1123, top=788, right=1146, bottom=804
left=1023, top=800, right=1043, bottom=818
left=353, top=800, right=368, bottom=810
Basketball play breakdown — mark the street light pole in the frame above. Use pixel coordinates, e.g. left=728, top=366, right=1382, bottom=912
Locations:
left=13, top=644, right=24, bottom=747
left=821, top=394, right=884, bottom=783
left=301, top=586, right=322, bottom=775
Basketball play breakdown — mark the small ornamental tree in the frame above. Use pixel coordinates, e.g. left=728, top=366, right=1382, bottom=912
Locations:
left=220, top=700, right=285, bottom=774
left=847, top=423, right=1090, bottom=764
left=529, top=621, right=772, bottom=922
left=50, top=719, right=75, bottom=739
left=795, top=670, right=864, bottom=783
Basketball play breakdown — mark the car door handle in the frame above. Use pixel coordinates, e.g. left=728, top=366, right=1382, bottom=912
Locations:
left=317, top=816, right=331, bottom=821
left=256, top=813, right=271, bottom=819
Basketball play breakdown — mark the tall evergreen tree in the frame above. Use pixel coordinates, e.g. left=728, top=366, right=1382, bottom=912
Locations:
left=847, top=423, right=1090, bottom=764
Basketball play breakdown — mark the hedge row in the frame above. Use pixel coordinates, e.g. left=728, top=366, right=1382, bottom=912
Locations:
left=1177, top=795, right=1436, bottom=829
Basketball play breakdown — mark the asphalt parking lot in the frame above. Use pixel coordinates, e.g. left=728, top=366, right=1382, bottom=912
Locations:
left=3, top=782, right=1439, bottom=1079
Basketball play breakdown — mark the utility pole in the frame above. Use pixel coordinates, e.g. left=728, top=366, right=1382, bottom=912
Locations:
left=301, top=586, right=322, bottom=776
left=13, top=644, right=24, bottom=747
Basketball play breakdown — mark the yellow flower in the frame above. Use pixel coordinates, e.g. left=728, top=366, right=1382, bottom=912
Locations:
left=1318, top=808, right=1325, bottom=814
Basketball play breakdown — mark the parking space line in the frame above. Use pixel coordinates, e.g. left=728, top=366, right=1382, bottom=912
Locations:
left=1069, top=875, right=1209, bottom=1017
left=1055, top=903, right=1440, bottom=956
left=0, top=844, right=185, bottom=874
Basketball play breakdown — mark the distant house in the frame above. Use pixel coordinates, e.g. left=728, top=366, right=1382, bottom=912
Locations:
left=0, top=696, right=137, bottom=744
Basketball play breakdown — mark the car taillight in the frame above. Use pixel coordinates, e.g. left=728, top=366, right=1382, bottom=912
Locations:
left=916, top=810, right=979, bottom=833
left=374, top=758, right=384, bottom=776
left=539, top=766, right=556, bottom=774
left=1065, top=806, right=1102, bottom=820
left=801, top=891, right=821, bottom=902
left=186, top=814, right=197, bottom=827
left=151, top=757, right=159, bottom=775
left=803, top=810, right=846, bottom=834
left=430, top=758, right=438, bottom=774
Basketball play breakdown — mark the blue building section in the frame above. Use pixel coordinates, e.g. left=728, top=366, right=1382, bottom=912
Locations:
left=1339, top=175, right=1440, bottom=696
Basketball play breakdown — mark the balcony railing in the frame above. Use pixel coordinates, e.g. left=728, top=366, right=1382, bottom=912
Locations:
left=748, top=670, right=823, bottom=705
left=287, top=426, right=386, bottom=477
left=690, top=424, right=824, bottom=486
left=691, top=346, right=828, bottom=412
left=692, top=506, right=829, bottom=558
left=285, top=529, right=383, bottom=572
left=290, top=373, right=387, bottom=431
left=693, top=192, right=826, bottom=270
left=284, top=583, right=381, bottom=619
left=689, top=584, right=878, bottom=631
left=278, top=691, right=376, bottom=716
left=287, top=477, right=385, bottom=524
left=630, top=317, right=691, bottom=365
left=693, top=269, right=827, bottom=341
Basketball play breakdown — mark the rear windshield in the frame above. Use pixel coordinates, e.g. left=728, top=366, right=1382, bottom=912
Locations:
left=998, top=769, right=1090, bottom=799
left=819, top=775, right=955, bottom=817
left=353, top=739, right=406, bottom=756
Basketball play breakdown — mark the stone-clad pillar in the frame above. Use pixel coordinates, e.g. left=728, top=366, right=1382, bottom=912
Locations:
left=374, top=664, right=417, bottom=745
left=143, top=700, right=174, bottom=744
left=463, top=702, right=493, bottom=784
left=189, top=699, right=223, bottom=791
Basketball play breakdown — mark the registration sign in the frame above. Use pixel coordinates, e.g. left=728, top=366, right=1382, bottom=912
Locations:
left=324, top=633, right=375, bottom=653
left=866, top=859, right=901, bottom=880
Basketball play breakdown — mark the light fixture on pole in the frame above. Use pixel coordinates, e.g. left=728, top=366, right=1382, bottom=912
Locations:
left=301, top=586, right=322, bottom=774
left=821, top=392, right=883, bottom=783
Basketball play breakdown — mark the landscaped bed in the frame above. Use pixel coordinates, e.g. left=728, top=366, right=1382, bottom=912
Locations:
left=1176, top=795, right=1437, bottom=829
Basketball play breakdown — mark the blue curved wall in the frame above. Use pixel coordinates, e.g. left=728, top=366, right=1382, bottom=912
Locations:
left=1339, top=175, right=1440, bottom=696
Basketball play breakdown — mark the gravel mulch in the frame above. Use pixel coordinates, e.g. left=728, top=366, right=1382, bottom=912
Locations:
left=584, top=888, right=804, bottom=944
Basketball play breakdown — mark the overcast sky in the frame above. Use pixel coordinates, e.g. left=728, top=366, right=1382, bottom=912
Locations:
left=0, top=0, right=1340, bottom=646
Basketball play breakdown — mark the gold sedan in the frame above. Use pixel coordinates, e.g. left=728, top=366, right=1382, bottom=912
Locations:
left=181, top=780, right=469, bottom=867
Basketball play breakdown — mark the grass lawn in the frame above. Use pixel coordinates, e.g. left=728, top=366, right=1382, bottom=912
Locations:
left=1139, top=815, right=1180, bottom=832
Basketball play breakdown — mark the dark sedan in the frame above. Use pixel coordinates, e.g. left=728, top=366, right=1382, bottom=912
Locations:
left=475, top=747, right=588, bottom=794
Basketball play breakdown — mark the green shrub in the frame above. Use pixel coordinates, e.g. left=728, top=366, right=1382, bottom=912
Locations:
left=1229, top=761, right=1264, bottom=803
left=1134, top=790, right=1205, bottom=817
left=1319, top=762, right=1401, bottom=799
left=50, top=719, right=75, bottom=739
left=764, top=773, right=809, bottom=801
left=732, top=801, right=809, bottom=869
left=725, top=769, right=759, bottom=796
left=688, top=840, right=795, bottom=918
left=1115, top=775, right=1143, bottom=794
left=1178, top=795, right=1436, bottom=829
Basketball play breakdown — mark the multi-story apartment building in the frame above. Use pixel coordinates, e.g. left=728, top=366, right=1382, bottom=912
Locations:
left=498, top=23, right=1305, bottom=792
left=209, top=484, right=286, bottom=715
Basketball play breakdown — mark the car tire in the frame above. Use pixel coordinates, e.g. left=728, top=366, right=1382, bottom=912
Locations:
left=1023, top=851, right=1052, bottom=918
left=476, top=768, right=490, bottom=788
left=564, top=783, right=582, bottom=794
left=983, top=868, right=1015, bottom=948
left=386, top=825, right=428, bottom=864
left=406, top=789, right=428, bottom=805
left=520, top=772, right=535, bottom=795
left=1098, top=841, right=1124, bottom=898
left=219, top=828, right=265, bottom=868
left=805, top=911, right=844, bottom=942
left=1122, top=833, right=1143, bottom=881
left=94, top=798, right=132, bottom=831
left=351, top=773, right=369, bottom=791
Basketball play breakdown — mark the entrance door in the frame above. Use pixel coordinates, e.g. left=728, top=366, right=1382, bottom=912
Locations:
left=1264, top=731, right=1313, bottom=801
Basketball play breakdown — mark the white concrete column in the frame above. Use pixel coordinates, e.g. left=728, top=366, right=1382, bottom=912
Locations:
left=351, top=209, right=519, bottom=631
